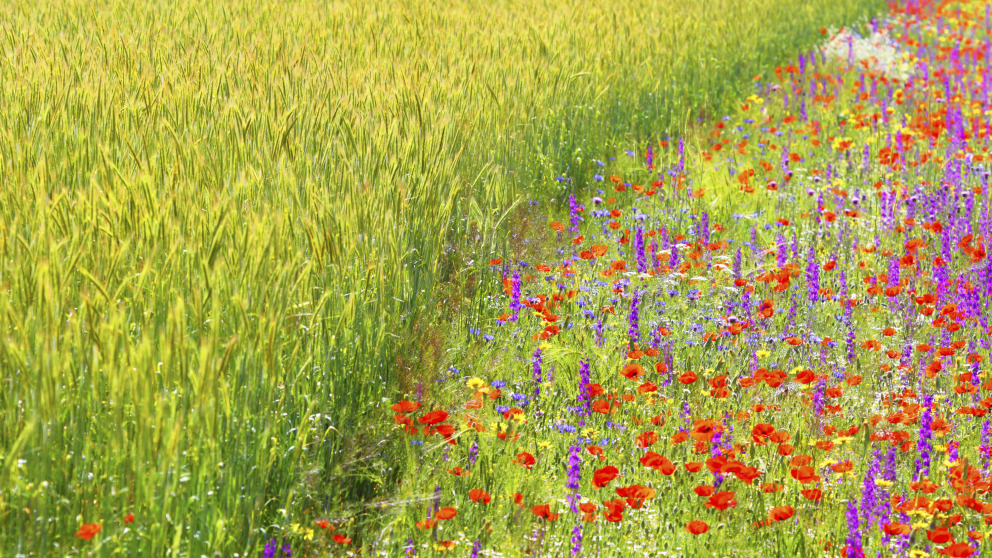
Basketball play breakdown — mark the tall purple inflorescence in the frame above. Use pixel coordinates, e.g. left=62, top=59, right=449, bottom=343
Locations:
left=845, top=502, right=862, bottom=558
left=532, top=347, right=543, bottom=401
left=629, top=291, right=641, bottom=345
left=807, top=246, right=820, bottom=303
left=568, top=193, right=583, bottom=232
left=578, top=359, right=592, bottom=415
left=916, top=394, right=935, bottom=479
left=635, top=227, right=647, bottom=272
left=566, top=444, right=582, bottom=512
left=510, top=268, right=522, bottom=322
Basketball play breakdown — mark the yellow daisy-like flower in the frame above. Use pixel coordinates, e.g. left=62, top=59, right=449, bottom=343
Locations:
left=756, top=350, right=770, bottom=359
left=875, top=480, right=893, bottom=488
left=467, top=377, right=486, bottom=390
left=582, top=428, right=597, bottom=438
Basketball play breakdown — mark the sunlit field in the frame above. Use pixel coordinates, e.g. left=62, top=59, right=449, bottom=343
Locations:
left=0, top=0, right=928, bottom=555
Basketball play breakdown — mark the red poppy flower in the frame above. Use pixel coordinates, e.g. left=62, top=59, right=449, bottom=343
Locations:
left=679, top=371, right=698, bottom=384
left=392, top=400, right=421, bottom=413
left=514, top=452, right=536, bottom=469
left=616, top=484, right=656, bottom=502
left=938, top=543, right=975, bottom=557
left=686, top=520, right=709, bottom=534
left=124, top=513, right=134, bottom=524
left=639, top=451, right=675, bottom=475
left=315, top=519, right=333, bottom=530
left=418, top=410, right=449, bottom=425
left=801, top=488, right=822, bottom=501
left=883, top=523, right=911, bottom=536
left=602, top=499, right=625, bottom=522
left=591, top=400, right=612, bottom=414
left=638, top=381, right=658, bottom=394
left=532, top=504, right=559, bottom=522
left=927, top=527, right=954, bottom=544
left=768, top=505, right=794, bottom=522
left=332, top=534, right=352, bottom=545
left=435, top=507, right=457, bottom=520
left=689, top=419, right=722, bottom=442
left=829, top=461, right=853, bottom=473
left=694, top=485, right=715, bottom=497
left=705, top=491, right=737, bottom=511
left=635, top=430, right=658, bottom=448
left=586, top=445, right=605, bottom=459
left=752, top=423, right=775, bottom=443
left=579, top=502, right=598, bottom=522
left=790, top=466, right=821, bottom=484
left=468, top=488, right=491, bottom=504
left=621, top=363, right=646, bottom=380
left=762, top=482, right=785, bottom=493
left=592, top=465, right=620, bottom=489
left=75, top=523, right=102, bottom=541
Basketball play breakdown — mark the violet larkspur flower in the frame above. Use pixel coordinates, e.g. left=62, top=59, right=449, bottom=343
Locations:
left=982, top=419, right=991, bottom=474
left=812, top=378, right=827, bottom=417
left=629, top=291, right=641, bottom=344
left=635, top=227, right=647, bottom=272
left=845, top=502, right=863, bottom=558
left=568, top=193, right=583, bottom=232
left=860, top=453, right=881, bottom=528
left=510, top=268, right=522, bottom=322
left=468, top=441, right=480, bottom=468
left=577, top=359, right=592, bottom=415
left=532, top=347, right=543, bottom=400
left=806, top=246, right=820, bottom=303
left=571, top=523, right=584, bottom=558
left=566, top=444, right=582, bottom=513
left=916, top=395, right=935, bottom=479
left=263, top=539, right=277, bottom=558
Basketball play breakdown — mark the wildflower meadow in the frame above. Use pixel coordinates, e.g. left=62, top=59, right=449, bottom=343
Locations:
left=6, top=0, right=992, bottom=557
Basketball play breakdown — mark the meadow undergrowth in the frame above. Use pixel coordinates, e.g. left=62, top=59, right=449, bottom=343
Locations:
left=376, top=1, right=992, bottom=556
